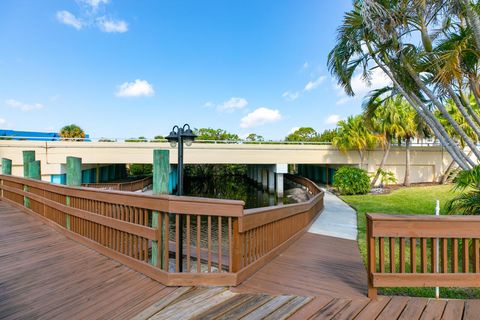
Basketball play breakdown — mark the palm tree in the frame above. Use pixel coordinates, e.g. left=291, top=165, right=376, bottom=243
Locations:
left=59, top=124, right=86, bottom=141
left=446, top=165, right=480, bottom=215
left=364, top=95, right=407, bottom=186
left=328, top=0, right=480, bottom=170
left=333, top=115, right=378, bottom=169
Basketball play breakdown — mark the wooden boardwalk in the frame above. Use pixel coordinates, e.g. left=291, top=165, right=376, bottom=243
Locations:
left=233, top=232, right=368, bottom=298
left=1, top=200, right=479, bottom=319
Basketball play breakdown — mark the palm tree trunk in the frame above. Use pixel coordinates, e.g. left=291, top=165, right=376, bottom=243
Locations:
left=402, top=58, right=480, bottom=162
left=366, top=41, right=473, bottom=169
left=404, top=138, right=411, bottom=186
left=459, top=89, right=480, bottom=127
left=359, top=150, right=365, bottom=169
left=441, top=159, right=457, bottom=184
left=460, top=0, right=480, bottom=48
left=371, top=141, right=391, bottom=187
left=447, top=86, right=480, bottom=137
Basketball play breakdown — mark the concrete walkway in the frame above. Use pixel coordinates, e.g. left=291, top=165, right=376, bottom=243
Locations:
left=308, top=189, right=358, bottom=240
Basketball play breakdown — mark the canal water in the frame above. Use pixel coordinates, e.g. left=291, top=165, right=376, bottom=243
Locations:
left=184, top=175, right=296, bottom=209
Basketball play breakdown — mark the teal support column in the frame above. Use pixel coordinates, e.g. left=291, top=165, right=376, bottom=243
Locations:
left=2, top=158, right=12, bottom=175
left=152, top=150, right=169, bottom=268
left=66, top=156, right=82, bottom=230
left=328, top=168, right=336, bottom=185
left=28, top=161, right=41, bottom=180
left=23, top=151, right=35, bottom=177
left=320, top=166, right=327, bottom=184
left=314, top=165, right=320, bottom=182
left=22, top=151, right=35, bottom=208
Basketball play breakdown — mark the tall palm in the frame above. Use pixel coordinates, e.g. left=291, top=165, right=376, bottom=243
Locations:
left=364, top=95, right=407, bottom=186
left=333, top=115, right=378, bottom=169
left=59, top=124, right=86, bottom=141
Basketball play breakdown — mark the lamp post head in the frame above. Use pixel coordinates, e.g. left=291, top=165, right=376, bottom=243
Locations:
left=182, top=127, right=197, bottom=147
left=165, top=128, right=179, bottom=148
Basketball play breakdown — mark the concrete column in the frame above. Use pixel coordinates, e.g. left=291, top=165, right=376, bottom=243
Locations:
left=66, top=157, right=82, bottom=186
left=2, top=158, right=12, bottom=175
left=28, top=161, right=41, bottom=180
left=23, top=150, right=35, bottom=178
left=152, top=149, right=169, bottom=268
left=268, top=169, right=275, bottom=193
left=262, top=167, right=268, bottom=190
left=66, top=157, right=82, bottom=230
left=276, top=173, right=284, bottom=198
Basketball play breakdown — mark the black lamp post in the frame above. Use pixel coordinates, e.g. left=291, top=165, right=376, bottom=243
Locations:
left=165, top=124, right=196, bottom=271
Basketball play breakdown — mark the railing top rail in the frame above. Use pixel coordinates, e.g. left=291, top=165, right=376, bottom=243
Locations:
left=367, top=213, right=480, bottom=222
left=1, top=174, right=244, bottom=217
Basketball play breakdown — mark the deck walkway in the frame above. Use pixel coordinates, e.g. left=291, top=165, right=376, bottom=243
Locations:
left=1, top=200, right=478, bottom=319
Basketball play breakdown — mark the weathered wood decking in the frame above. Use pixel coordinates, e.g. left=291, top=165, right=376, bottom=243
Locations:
left=1, top=200, right=478, bottom=319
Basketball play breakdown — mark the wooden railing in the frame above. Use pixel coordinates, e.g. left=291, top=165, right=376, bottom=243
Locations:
left=82, top=176, right=152, bottom=192
left=367, top=213, right=480, bottom=298
left=0, top=174, right=323, bottom=286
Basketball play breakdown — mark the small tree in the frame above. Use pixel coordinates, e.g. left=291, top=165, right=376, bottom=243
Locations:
left=59, top=124, right=86, bottom=141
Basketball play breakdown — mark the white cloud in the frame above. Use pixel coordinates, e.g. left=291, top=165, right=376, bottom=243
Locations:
left=115, top=79, right=154, bottom=97
left=304, top=76, right=326, bottom=92
left=0, top=118, right=6, bottom=125
left=335, top=68, right=391, bottom=105
left=5, top=99, right=44, bottom=111
left=301, top=62, right=309, bottom=70
left=288, top=127, right=300, bottom=135
left=203, top=101, right=214, bottom=108
left=325, top=114, right=342, bottom=125
left=56, top=10, right=83, bottom=30
left=282, top=91, right=300, bottom=101
left=218, top=97, right=248, bottom=112
left=240, top=107, right=282, bottom=128
left=97, top=17, right=128, bottom=33
left=82, top=0, right=109, bottom=9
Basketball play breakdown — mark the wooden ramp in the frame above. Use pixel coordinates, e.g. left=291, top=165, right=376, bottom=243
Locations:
left=233, top=232, right=368, bottom=298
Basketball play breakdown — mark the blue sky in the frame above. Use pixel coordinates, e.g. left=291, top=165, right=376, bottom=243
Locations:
left=0, top=0, right=390, bottom=140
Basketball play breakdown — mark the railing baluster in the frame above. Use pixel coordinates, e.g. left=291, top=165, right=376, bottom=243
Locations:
left=208, top=216, right=212, bottom=272
left=389, top=237, right=395, bottom=273
left=228, top=217, right=232, bottom=273
left=421, top=238, right=427, bottom=273
left=175, top=214, right=180, bottom=272
left=410, top=237, right=416, bottom=273
left=218, top=216, right=222, bottom=272
left=196, top=215, right=201, bottom=272
left=463, top=238, right=469, bottom=273
left=441, top=238, right=448, bottom=273
left=400, top=237, right=406, bottom=273
left=431, top=238, right=438, bottom=273
left=474, top=239, right=480, bottom=273
left=452, top=238, right=459, bottom=273
left=164, top=213, right=170, bottom=272
left=379, top=237, right=385, bottom=273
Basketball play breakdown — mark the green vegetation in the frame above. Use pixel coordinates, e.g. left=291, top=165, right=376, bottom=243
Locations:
left=59, top=124, right=85, bottom=140
left=343, top=184, right=480, bottom=298
left=333, top=167, right=370, bottom=195
left=447, top=165, right=480, bottom=214
left=128, top=164, right=152, bottom=176
left=194, top=128, right=240, bottom=141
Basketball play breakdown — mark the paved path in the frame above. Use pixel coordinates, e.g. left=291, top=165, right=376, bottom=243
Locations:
left=308, top=189, right=358, bottom=240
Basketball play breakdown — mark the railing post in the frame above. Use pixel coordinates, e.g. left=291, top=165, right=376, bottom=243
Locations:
left=66, top=157, right=82, bottom=230
left=367, top=216, right=377, bottom=299
left=1, top=158, right=12, bottom=200
left=232, top=218, right=242, bottom=273
left=152, top=149, right=169, bottom=268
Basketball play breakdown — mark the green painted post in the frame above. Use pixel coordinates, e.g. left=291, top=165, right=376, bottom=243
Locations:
left=152, top=150, right=169, bottom=268
left=28, top=160, right=41, bottom=180
left=2, top=158, right=12, bottom=175
left=22, top=151, right=35, bottom=208
left=66, top=156, right=82, bottom=230
left=23, top=150, right=35, bottom=177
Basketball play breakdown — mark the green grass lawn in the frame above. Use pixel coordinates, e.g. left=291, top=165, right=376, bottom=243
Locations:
left=342, top=184, right=480, bottom=299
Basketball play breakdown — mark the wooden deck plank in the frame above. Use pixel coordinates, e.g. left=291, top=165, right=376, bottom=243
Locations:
left=191, top=294, right=258, bottom=320
left=217, top=294, right=274, bottom=320
left=263, top=296, right=313, bottom=320
left=241, top=295, right=295, bottom=320
left=355, top=296, right=391, bottom=320
left=377, top=296, right=410, bottom=320
left=288, top=296, right=335, bottom=320
left=331, top=298, right=370, bottom=320
left=132, top=287, right=193, bottom=320
left=419, top=299, right=447, bottom=320
left=441, top=300, right=465, bottom=320
left=463, top=300, right=480, bottom=320
left=312, top=298, right=351, bottom=319
left=398, top=297, right=428, bottom=320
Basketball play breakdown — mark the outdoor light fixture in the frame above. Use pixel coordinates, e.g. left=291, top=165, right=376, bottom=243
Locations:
left=166, top=123, right=197, bottom=272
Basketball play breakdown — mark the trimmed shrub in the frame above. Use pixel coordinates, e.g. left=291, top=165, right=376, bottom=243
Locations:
left=333, top=167, right=371, bottom=195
